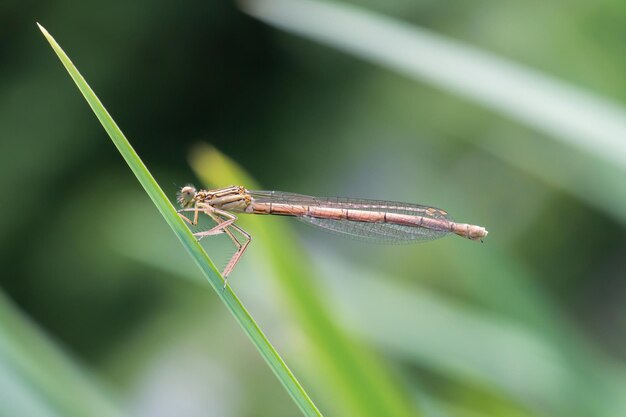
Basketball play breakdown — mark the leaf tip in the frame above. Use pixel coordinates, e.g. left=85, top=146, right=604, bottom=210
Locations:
left=36, top=22, right=55, bottom=44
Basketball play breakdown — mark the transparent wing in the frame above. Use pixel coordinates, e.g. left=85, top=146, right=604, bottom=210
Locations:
left=299, top=216, right=447, bottom=243
left=249, top=190, right=452, bottom=243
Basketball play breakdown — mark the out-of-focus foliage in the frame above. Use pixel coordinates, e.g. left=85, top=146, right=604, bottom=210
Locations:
left=1, top=0, right=625, bottom=416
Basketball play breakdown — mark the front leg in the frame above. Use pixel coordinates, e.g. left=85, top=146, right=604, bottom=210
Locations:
left=178, top=206, right=236, bottom=238
left=177, top=204, right=206, bottom=226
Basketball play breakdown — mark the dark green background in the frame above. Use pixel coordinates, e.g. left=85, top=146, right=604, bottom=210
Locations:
left=1, top=1, right=625, bottom=416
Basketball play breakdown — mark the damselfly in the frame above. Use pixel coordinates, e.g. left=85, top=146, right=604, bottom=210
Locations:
left=177, top=185, right=488, bottom=283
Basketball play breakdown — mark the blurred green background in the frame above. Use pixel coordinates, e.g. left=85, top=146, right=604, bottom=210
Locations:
left=1, top=0, right=625, bottom=416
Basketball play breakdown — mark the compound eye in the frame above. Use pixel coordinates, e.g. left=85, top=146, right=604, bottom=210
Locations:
left=181, top=185, right=196, bottom=195
left=177, top=185, right=197, bottom=207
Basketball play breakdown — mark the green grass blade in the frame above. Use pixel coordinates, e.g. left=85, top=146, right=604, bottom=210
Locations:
left=189, top=144, right=421, bottom=417
left=37, top=23, right=321, bottom=417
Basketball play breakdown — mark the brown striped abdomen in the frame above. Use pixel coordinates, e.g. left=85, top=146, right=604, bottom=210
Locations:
left=250, top=202, right=451, bottom=231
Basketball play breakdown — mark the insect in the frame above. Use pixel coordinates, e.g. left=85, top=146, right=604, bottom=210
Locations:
left=177, top=185, right=488, bottom=285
